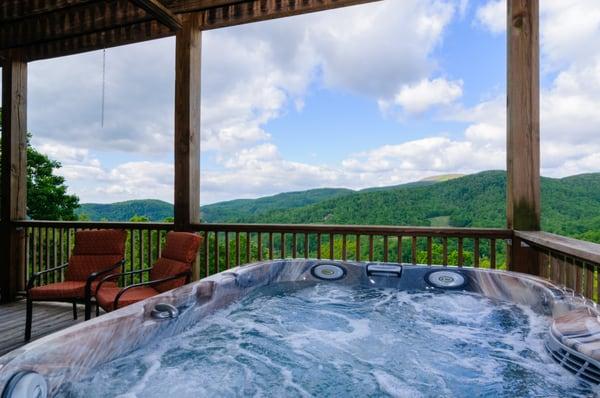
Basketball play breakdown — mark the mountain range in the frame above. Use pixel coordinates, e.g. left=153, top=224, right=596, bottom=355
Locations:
left=75, top=171, right=600, bottom=243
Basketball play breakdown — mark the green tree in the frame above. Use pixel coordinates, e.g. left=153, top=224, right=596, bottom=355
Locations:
left=1, top=108, right=80, bottom=220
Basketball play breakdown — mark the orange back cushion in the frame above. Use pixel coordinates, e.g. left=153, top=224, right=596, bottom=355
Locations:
left=66, top=229, right=126, bottom=281
left=150, top=232, right=201, bottom=292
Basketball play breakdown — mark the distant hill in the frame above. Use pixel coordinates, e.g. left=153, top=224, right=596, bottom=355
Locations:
left=421, top=173, right=465, bottom=182
left=73, top=171, right=600, bottom=243
left=76, top=199, right=173, bottom=221
left=201, top=188, right=354, bottom=223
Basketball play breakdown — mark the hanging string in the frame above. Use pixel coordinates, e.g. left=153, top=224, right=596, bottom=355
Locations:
left=101, top=48, right=106, bottom=128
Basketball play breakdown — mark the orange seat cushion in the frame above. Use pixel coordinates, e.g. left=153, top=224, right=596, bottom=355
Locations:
left=161, top=232, right=201, bottom=263
left=150, top=258, right=190, bottom=293
left=96, top=285, right=159, bottom=311
left=29, top=280, right=116, bottom=300
left=73, top=229, right=127, bottom=255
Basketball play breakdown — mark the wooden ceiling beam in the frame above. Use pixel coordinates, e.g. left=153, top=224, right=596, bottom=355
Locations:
left=196, top=0, right=382, bottom=30
left=0, top=0, right=98, bottom=23
left=0, top=0, right=152, bottom=50
left=19, top=20, right=173, bottom=62
left=1, top=0, right=381, bottom=61
left=130, top=0, right=182, bottom=30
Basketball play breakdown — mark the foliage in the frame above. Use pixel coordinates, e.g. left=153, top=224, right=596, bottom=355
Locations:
left=0, top=108, right=79, bottom=220
left=76, top=199, right=173, bottom=221
left=74, top=170, right=600, bottom=244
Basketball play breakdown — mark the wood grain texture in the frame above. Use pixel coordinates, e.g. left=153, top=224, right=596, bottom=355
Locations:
left=174, top=13, right=201, bottom=231
left=1, top=0, right=380, bottom=61
left=196, top=0, right=381, bottom=30
left=1, top=56, right=28, bottom=303
left=507, top=0, right=540, bottom=231
left=130, top=0, right=182, bottom=30
left=0, top=301, right=82, bottom=356
left=516, top=231, right=600, bottom=266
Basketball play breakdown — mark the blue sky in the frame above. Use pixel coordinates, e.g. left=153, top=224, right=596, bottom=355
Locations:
left=3, top=0, right=600, bottom=204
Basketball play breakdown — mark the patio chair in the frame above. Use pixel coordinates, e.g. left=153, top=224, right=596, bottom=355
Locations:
left=95, top=232, right=201, bottom=313
left=25, top=229, right=127, bottom=341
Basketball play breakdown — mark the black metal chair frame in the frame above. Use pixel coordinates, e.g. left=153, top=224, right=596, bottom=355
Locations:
left=95, top=269, right=192, bottom=315
left=25, top=259, right=124, bottom=341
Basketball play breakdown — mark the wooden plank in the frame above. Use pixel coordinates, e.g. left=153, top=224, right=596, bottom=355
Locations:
left=1, top=55, right=28, bottom=303
left=516, top=231, right=600, bottom=265
left=130, top=0, right=182, bottom=30
left=15, top=220, right=512, bottom=239
left=19, top=19, right=173, bottom=62
left=0, top=0, right=98, bottom=23
left=507, top=0, right=540, bottom=232
left=197, top=0, right=381, bottom=30
left=0, top=0, right=151, bottom=49
left=174, top=13, right=201, bottom=231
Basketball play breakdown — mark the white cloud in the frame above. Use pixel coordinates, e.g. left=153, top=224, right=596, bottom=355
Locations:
left=19, top=0, right=600, bottom=206
left=392, top=78, right=463, bottom=114
left=475, top=0, right=505, bottom=34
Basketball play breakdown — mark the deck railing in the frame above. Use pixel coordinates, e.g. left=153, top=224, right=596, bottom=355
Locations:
left=17, top=221, right=600, bottom=302
left=15, top=221, right=512, bottom=290
left=516, top=231, right=600, bottom=301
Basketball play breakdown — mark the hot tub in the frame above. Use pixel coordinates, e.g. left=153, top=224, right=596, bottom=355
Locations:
left=1, top=260, right=599, bottom=397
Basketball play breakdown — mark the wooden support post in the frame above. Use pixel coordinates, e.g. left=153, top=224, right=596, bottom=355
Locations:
left=507, top=0, right=540, bottom=275
left=174, top=14, right=201, bottom=232
left=1, top=55, right=28, bottom=303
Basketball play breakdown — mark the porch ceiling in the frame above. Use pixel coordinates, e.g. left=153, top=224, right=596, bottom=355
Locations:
left=0, top=0, right=381, bottom=62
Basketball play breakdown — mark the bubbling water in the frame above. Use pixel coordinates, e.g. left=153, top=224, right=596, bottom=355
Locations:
left=59, top=284, right=596, bottom=397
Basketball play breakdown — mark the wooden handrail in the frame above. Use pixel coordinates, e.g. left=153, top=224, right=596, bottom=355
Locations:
left=516, top=231, right=600, bottom=265
left=192, top=224, right=512, bottom=238
left=14, top=220, right=512, bottom=239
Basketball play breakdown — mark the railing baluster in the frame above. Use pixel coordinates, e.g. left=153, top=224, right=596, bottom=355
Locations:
left=427, top=237, right=432, bottom=265
left=157, top=228, right=162, bottom=260
left=45, top=227, right=50, bottom=285
left=304, top=233, right=309, bottom=259
left=442, top=237, right=448, bottom=266
left=52, top=228, right=57, bottom=282
left=147, top=228, right=152, bottom=266
left=397, top=235, right=403, bottom=263
left=32, top=227, right=38, bottom=281
left=214, top=231, right=220, bottom=274
left=281, top=233, right=286, bottom=259
left=383, top=235, right=389, bottom=262
left=329, top=233, right=334, bottom=260
left=585, top=262, right=594, bottom=299
left=59, top=228, right=64, bottom=281
left=129, top=229, right=134, bottom=285
left=235, top=232, right=240, bottom=266
left=246, top=232, right=250, bottom=263
left=292, top=233, right=297, bottom=259
left=225, top=232, right=230, bottom=269
left=575, top=259, right=583, bottom=294
left=138, top=229, right=143, bottom=281
left=411, top=236, right=417, bottom=265
left=258, top=232, right=263, bottom=261
left=67, top=228, right=72, bottom=263
left=317, top=233, right=321, bottom=260
left=490, top=239, right=496, bottom=269
left=458, top=238, right=464, bottom=267
left=355, top=235, right=360, bottom=261
left=269, top=233, right=274, bottom=260
left=474, top=238, right=480, bottom=268
left=558, top=254, right=566, bottom=286
left=368, top=235, right=374, bottom=261
left=203, top=231, right=209, bottom=278
left=25, top=228, right=31, bottom=283
left=342, top=234, right=347, bottom=261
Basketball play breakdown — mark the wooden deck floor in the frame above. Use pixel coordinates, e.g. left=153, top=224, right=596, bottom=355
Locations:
left=0, top=301, right=82, bottom=356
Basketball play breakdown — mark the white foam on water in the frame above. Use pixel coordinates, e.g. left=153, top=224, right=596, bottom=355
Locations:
left=372, top=370, right=424, bottom=398
left=60, top=284, right=597, bottom=398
